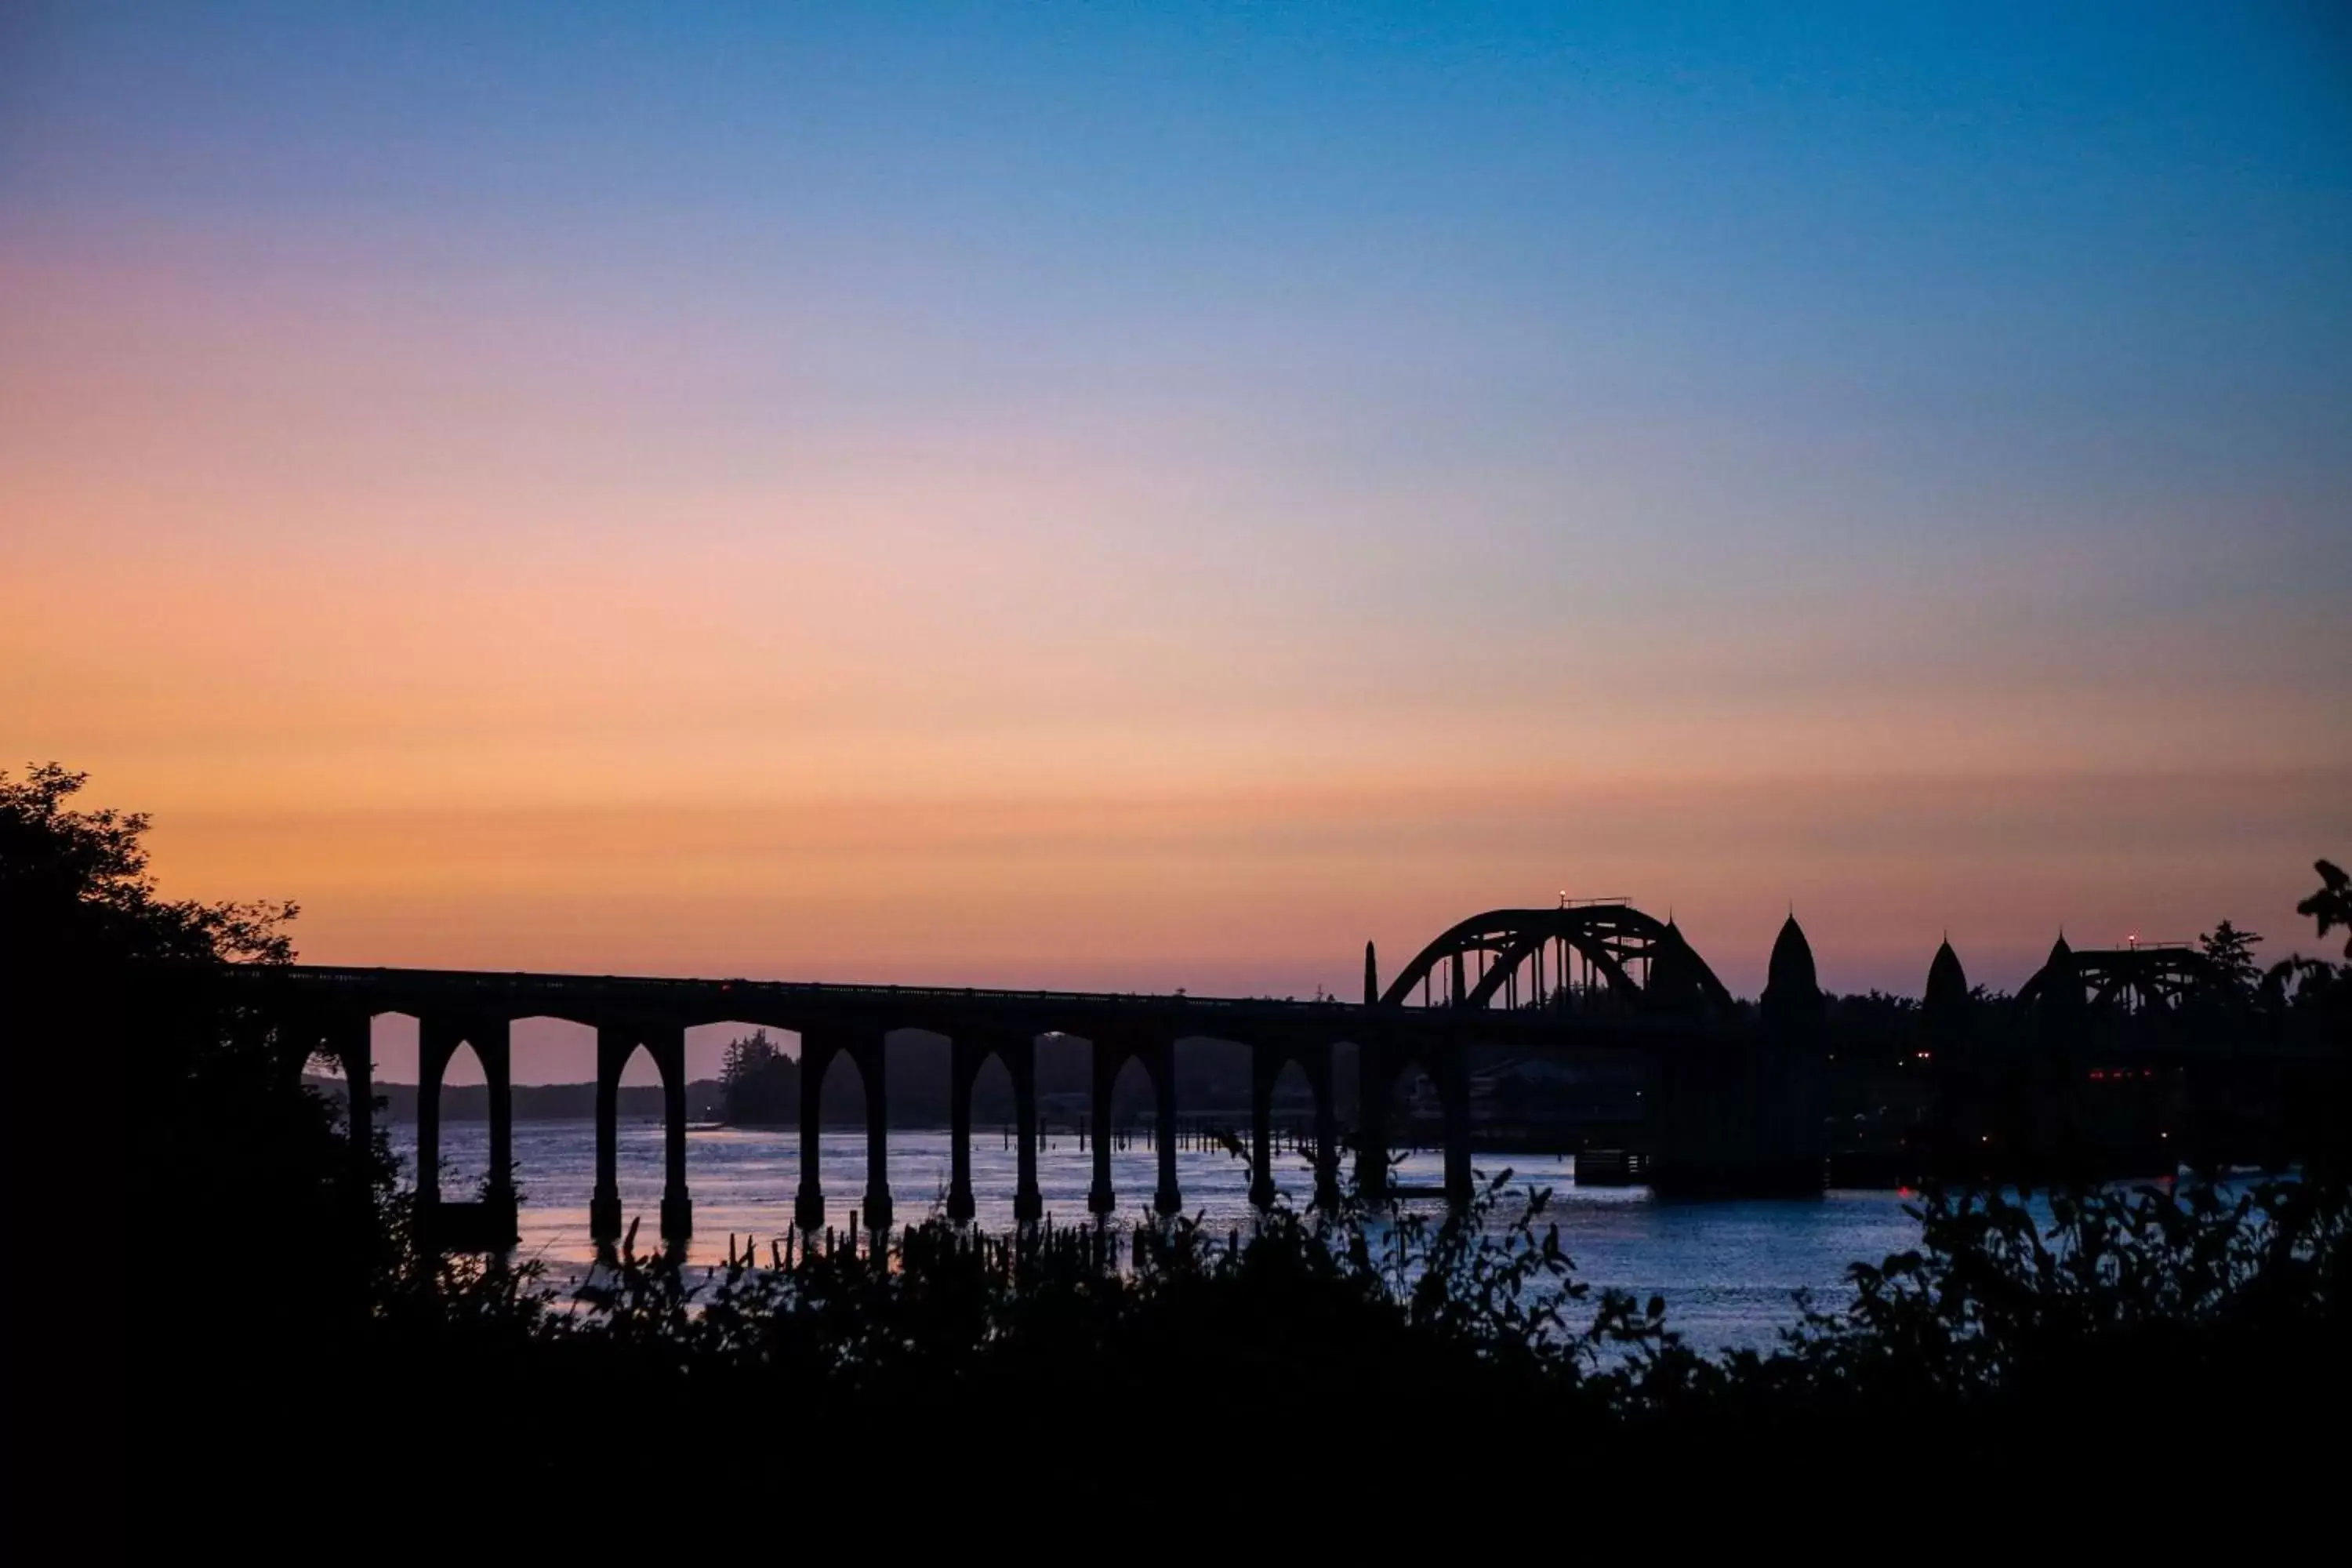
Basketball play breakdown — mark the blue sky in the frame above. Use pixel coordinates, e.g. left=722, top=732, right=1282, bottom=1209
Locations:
left=5, top=4, right=2347, bottom=1076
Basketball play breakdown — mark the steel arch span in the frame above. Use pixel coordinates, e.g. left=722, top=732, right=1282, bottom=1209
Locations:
left=2018, top=946, right=2241, bottom=1014
left=1380, top=902, right=1737, bottom=1018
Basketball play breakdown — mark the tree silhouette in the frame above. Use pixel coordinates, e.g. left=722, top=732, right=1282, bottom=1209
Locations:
left=2, top=762, right=294, bottom=965
left=2198, top=920, right=2263, bottom=996
left=719, top=1029, right=799, bottom=1123
left=2299, top=860, right=2352, bottom=959
left=7, top=764, right=350, bottom=1555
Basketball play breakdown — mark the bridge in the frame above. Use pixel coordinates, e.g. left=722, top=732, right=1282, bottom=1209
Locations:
left=1381, top=900, right=1737, bottom=1015
left=2016, top=936, right=2246, bottom=1016
left=245, top=902, right=1803, bottom=1248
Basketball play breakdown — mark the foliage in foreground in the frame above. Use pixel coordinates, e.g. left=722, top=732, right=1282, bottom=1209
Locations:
left=329, top=1156, right=2351, bottom=1489
left=9, top=760, right=2342, bottom=1501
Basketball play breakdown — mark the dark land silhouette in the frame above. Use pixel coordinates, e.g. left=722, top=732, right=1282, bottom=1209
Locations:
left=304, top=1073, right=728, bottom=1124
left=9, top=762, right=2348, bottom=1538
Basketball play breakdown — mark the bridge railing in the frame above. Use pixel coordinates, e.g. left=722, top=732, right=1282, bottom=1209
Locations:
left=229, top=964, right=1725, bottom=1044
left=237, top=963, right=1377, bottom=1016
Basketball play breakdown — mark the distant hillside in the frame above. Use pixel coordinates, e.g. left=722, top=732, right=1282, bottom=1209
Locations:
left=302, top=1076, right=725, bottom=1123
left=300, top=1041, right=1640, bottom=1131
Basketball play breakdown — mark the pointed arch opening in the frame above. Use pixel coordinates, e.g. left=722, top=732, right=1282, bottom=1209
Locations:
left=971, top=1051, right=1017, bottom=1130
left=1263, top=1057, right=1317, bottom=1204
left=813, top=1044, right=865, bottom=1127
left=969, top=1051, right=1018, bottom=1211
left=430, top=1039, right=492, bottom=1199
left=605, top=1040, right=674, bottom=1233
left=789, top=1046, right=870, bottom=1233
left=1383, top=1054, right=1443, bottom=1187
left=1096, top=1051, right=1167, bottom=1214
left=1105, top=1054, right=1159, bottom=1149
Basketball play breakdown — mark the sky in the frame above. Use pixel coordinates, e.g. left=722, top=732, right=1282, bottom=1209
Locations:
left=4, top=4, right=2347, bottom=1082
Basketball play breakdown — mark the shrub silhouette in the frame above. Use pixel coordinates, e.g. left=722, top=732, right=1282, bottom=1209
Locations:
left=12, top=763, right=2343, bottom=1529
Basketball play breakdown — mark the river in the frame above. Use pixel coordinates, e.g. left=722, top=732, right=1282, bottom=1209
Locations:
left=395, top=1118, right=1939, bottom=1354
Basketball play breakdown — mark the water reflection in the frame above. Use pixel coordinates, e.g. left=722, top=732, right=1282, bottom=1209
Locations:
left=391, top=1120, right=1926, bottom=1353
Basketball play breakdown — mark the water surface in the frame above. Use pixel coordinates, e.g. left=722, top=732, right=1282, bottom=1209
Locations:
left=397, top=1120, right=1927, bottom=1354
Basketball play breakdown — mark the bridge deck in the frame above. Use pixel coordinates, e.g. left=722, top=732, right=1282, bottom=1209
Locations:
left=255, top=962, right=1365, bottom=1014
left=233, top=962, right=1701, bottom=1045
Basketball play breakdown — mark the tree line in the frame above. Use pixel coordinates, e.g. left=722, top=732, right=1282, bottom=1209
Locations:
left=7, top=763, right=2346, bottom=1539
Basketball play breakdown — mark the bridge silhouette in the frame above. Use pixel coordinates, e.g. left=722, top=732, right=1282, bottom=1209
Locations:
left=242, top=903, right=2247, bottom=1248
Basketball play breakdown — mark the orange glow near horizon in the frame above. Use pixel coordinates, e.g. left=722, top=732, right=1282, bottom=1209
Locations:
left=5, top=10, right=2347, bottom=1087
